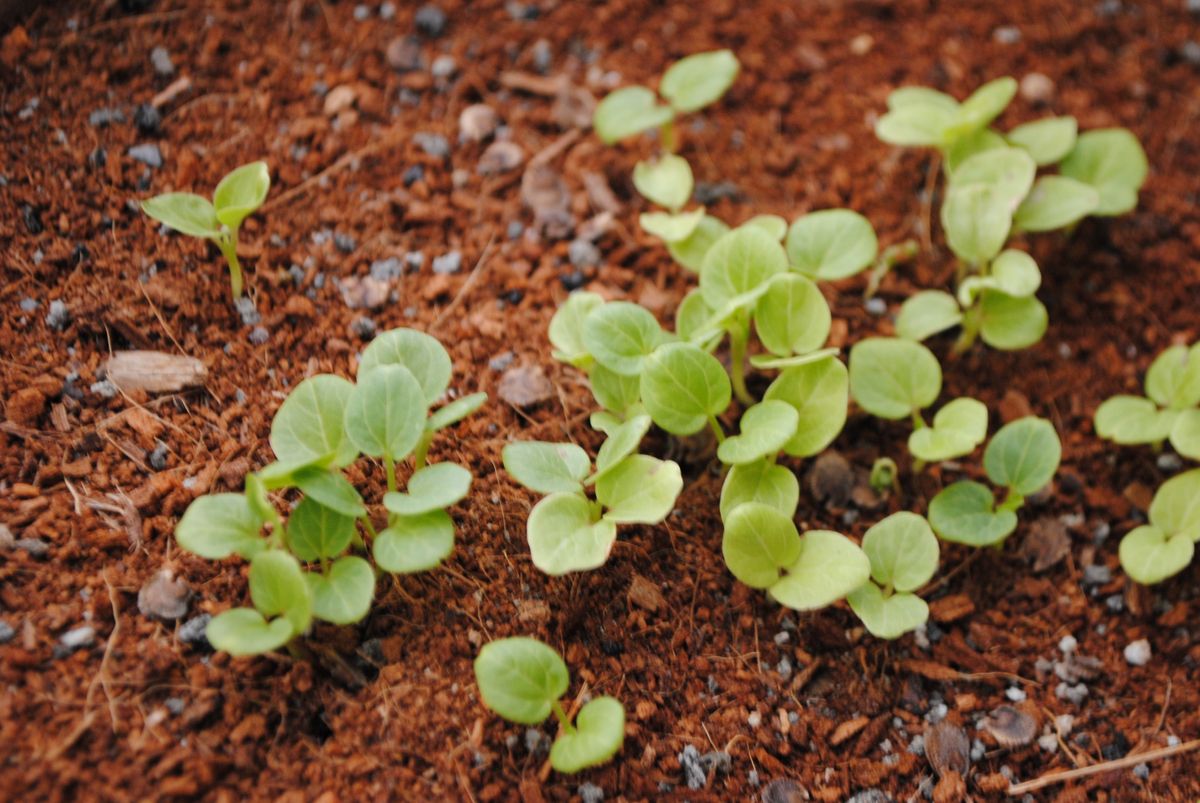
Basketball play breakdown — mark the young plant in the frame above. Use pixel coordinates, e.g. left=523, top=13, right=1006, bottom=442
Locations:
left=174, top=328, right=486, bottom=656
left=1094, top=342, right=1200, bottom=461
left=847, top=512, right=940, bottom=639
left=141, top=161, right=271, bottom=300
left=1117, top=469, right=1200, bottom=585
left=848, top=337, right=987, bottom=465
left=474, top=637, right=625, bottom=774
left=594, top=49, right=740, bottom=153
left=928, top=416, right=1062, bottom=547
left=502, top=416, right=683, bottom=575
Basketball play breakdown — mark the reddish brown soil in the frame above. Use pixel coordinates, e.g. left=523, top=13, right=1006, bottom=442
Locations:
left=3, top=0, right=1200, bottom=800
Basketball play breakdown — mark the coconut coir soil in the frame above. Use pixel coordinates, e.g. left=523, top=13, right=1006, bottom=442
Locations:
left=2, top=0, right=1200, bottom=800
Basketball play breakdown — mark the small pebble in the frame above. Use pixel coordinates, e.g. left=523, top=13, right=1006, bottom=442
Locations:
left=334, top=232, right=357, bottom=253
left=531, top=39, right=552, bottom=73
left=178, top=614, right=211, bottom=646
left=1106, top=594, right=1124, bottom=612
left=1123, top=639, right=1152, bottom=667
left=134, top=103, right=161, bottom=134
left=1038, top=733, right=1059, bottom=752
left=59, top=625, right=96, bottom=651
left=1055, top=681, right=1089, bottom=705
left=993, top=25, right=1022, bottom=44
left=90, top=379, right=118, bottom=399
left=777, top=656, right=792, bottom=679
left=1169, top=735, right=1181, bottom=746
left=248, top=326, right=270, bottom=344
left=46, top=299, right=70, bottom=330
left=907, top=734, right=925, bottom=755
left=19, top=297, right=39, bottom=313
left=150, top=46, right=174, bottom=76
left=506, top=220, right=524, bottom=239
left=414, top=132, right=450, bottom=158
left=431, top=55, right=457, bottom=79
left=1082, top=564, right=1112, bottom=586
left=524, top=727, right=550, bottom=754
left=1058, top=634, right=1077, bottom=654
left=353, top=4, right=370, bottom=21
left=578, top=782, right=604, bottom=803
left=1156, top=453, right=1184, bottom=472
left=678, top=745, right=706, bottom=790
left=404, top=251, right=424, bottom=272
left=568, top=238, right=601, bottom=269
left=1133, top=762, right=1150, bottom=780
left=165, top=697, right=185, bottom=715
left=1005, top=687, right=1027, bottom=702
left=1184, top=41, right=1200, bottom=65
left=414, top=4, right=447, bottom=36
left=926, top=702, right=948, bottom=723
left=488, top=351, right=514, bottom=372
left=88, top=107, right=125, bottom=127
left=747, top=710, right=762, bottom=728
left=402, top=164, right=424, bottom=186
left=970, top=738, right=985, bottom=761
left=128, top=143, right=164, bottom=168
left=350, top=316, right=377, bottom=339
left=370, top=257, right=403, bottom=281
left=16, top=538, right=49, bottom=557
left=380, top=1, right=396, bottom=19
left=235, top=297, right=261, bottom=326
left=1020, top=72, right=1055, bottom=103
left=432, top=251, right=463, bottom=274
left=864, top=297, right=887, bottom=316
left=0, top=620, right=15, bottom=644
left=149, top=442, right=169, bottom=470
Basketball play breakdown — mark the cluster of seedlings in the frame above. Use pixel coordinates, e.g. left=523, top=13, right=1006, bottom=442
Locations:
left=150, top=52, right=1164, bottom=776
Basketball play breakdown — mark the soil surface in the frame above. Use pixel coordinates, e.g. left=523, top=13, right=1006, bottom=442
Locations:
left=3, top=0, right=1200, bottom=800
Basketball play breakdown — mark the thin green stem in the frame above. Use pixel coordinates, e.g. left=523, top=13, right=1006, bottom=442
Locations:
left=863, top=238, right=919, bottom=299
left=217, top=233, right=244, bottom=300
left=551, top=700, right=575, bottom=734
left=998, top=488, right=1025, bottom=512
left=953, top=306, right=981, bottom=354
left=729, top=324, right=753, bottom=405
left=708, top=415, right=726, bottom=445
left=412, top=432, right=433, bottom=471
left=659, top=119, right=678, bottom=154
left=911, top=410, right=927, bottom=430
left=384, top=454, right=398, bottom=493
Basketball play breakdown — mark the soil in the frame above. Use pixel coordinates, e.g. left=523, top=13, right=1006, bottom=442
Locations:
left=2, top=0, right=1200, bottom=800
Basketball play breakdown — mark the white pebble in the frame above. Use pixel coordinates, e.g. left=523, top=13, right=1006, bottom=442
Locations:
left=1123, top=638, right=1152, bottom=667
left=1058, top=634, right=1077, bottom=655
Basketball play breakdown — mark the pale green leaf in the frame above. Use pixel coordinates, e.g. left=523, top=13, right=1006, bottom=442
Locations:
left=141, top=193, right=222, bottom=239
left=1006, top=116, right=1077, bottom=166
left=526, top=493, right=617, bottom=575
left=909, top=397, right=989, bottom=462
left=344, top=364, right=426, bottom=460
left=719, top=459, right=800, bottom=520
left=1059, top=128, right=1148, bottom=216
left=744, top=214, right=788, bottom=241
left=549, top=292, right=604, bottom=367
left=357, top=328, right=452, bottom=406
left=847, top=584, right=930, bottom=640
left=875, top=102, right=957, bottom=148
left=1095, top=396, right=1177, bottom=444
left=293, top=467, right=366, bottom=518
left=717, top=400, right=799, bottom=465
left=582, top=301, right=666, bottom=376
left=861, top=511, right=939, bottom=591
left=595, top=454, right=682, bottom=524
left=940, top=183, right=1012, bottom=265
left=897, top=290, right=963, bottom=341
left=675, top=288, right=719, bottom=346
left=589, top=363, right=642, bottom=415
left=550, top=696, right=626, bottom=774
left=213, top=161, right=270, bottom=228
left=593, top=86, right=674, bottom=144
left=959, top=250, right=1041, bottom=304
left=427, top=392, right=487, bottom=431
left=978, top=291, right=1048, bottom=351
left=384, top=462, right=472, bottom=515
left=269, top=374, right=358, bottom=469
left=748, top=347, right=839, bottom=371
left=593, top=415, right=652, bottom=479
left=287, top=497, right=355, bottom=561
left=1170, top=410, right=1200, bottom=460
left=640, top=342, right=731, bottom=435
left=373, top=510, right=455, bottom=573
left=249, top=550, right=311, bottom=635
left=1013, top=175, right=1099, bottom=232
left=769, top=530, right=871, bottom=610
left=175, top=493, right=264, bottom=560
left=1119, top=524, right=1194, bottom=585
left=502, top=441, right=591, bottom=495
left=785, top=209, right=877, bottom=281
left=721, top=502, right=802, bottom=589
left=639, top=208, right=705, bottom=243
left=753, top=273, right=831, bottom=357
left=206, top=608, right=295, bottom=656
left=474, top=637, right=569, bottom=724
left=948, top=77, right=1017, bottom=139
left=659, top=49, right=739, bottom=113
left=764, top=358, right=849, bottom=456
left=946, top=128, right=1007, bottom=174
left=1145, top=344, right=1200, bottom=410
left=306, top=556, right=375, bottom=625
left=887, top=86, right=959, bottom=112
left=699, top=226, right=788, bottom=314
left=1148, top=468, right=1200, bottom=540
left=928, top=481, right=1018, bottom=546
left=633, top=154, right=693, bottom=210
left=668, top=214, right=730, bottom=272
left=950, top=146, right=1036, bottom=210
left=984, top=416, right=1061, bottom=495
left=848, top=337, right=941, bottom=420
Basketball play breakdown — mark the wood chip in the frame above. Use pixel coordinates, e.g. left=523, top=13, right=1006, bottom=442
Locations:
left=627, top=574, right=666, bottom=613
left=929, top=594, right=975, bottom=623
left=900, top=659, right=961, bottom=682
left=102, top=351, right=207, bottom=394
left=497, top=363, right=553, bottom=408
left=829, top=715, right=870, bottom=747
left=1019, top=517, right=1070, bottom=572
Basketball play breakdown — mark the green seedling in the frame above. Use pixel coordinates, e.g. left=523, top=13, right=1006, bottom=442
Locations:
left=848, top=337, right=986, bottom=464
left=141, top=161, right=270, bottom=300
left=474, top=637, right=625, bottom=774
left=869, top=456, right=900, bottom=495
left=928, top=416, right=1061, bottom=547
left=847, top=512, right=940, bottom=639
left=1094, top=342, right=1200, bottom=460
left=502, top=416, right=683, bottom=575
left=174, top=328, right=485, bottom=656
left=594, top=49, right=740, bottom=152
left=721, top=502, right=870, bottom=610
left=1118, top=469, right=1200, bottom=585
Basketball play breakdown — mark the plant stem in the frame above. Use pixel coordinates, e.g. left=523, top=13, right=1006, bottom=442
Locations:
left=551, top=700, right=575, bottom=734
left=217, top=233, right=244, bottom=299
left=384, top=454, right=398, bottom=493
left=659, top=119, right=678, bottom=154
left=998, top=488, right=1025, bottom=512
left=863, top=238, right=919, bottom=299
left=729, top=324, right=753, bottom=405
left=953, top=306, right=981, bottom=353
left=911, top=410, right=927, bottom=430
left=412, top=432, right=433, bottom=470
left=708, top=415, right=726, bottom=445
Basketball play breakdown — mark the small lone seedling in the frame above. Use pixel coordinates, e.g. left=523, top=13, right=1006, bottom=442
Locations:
left=175, top=328, right=486, bottom=655
left=1117, top=469, right=1200, bottom=585
left=1094, top=342, right=1200, bottom=461
left=473, top=637, right=625, bottom=774
left=928, top=416, right=1062, bottom=547
left=594, top=49, right=740, bottom=152
left=848, top=337, right=987, bottom=464
left=142, top=161, right=271, bottom=300
left=847, top=512, right=940, bottom=639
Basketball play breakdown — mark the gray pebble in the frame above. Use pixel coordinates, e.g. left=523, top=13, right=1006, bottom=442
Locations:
left=46, top=299, right=70, bottom=330
left=1182, top=42, right=1200, bottom=66
left=1133, top=762, right=1150, bottom=780
left=1038, top=733, right=1059, bottom=752
left=926, top=702, right=948, bottom=723
left=1082, top=564, right=1111, bottom=585
left=568, top=238, right=601, bottom=269
left=414, top=132, right=450, bottom=158
left=165, top=697, right=185, bottom=715
left=747, top=769, right=759, bottom=787
left=524, top=727, right=550, bottom=754
left=403, top=164, right=424, bottom=186
left=846, top=790, right=889, bottom=803
left=0, top=620, right=15, bottom=644
left=694, top=180, right=740, bottom=204
left=149, top=442, right=169, bottom=470
left=16, top=538, right=49, bottom=557
left=128, top=143, right=164, bottom=168
left=531, top=39, right=552, bottom=73
left=1123, top=638, right=1152, bottom=667
left=19, top=297, right=39, bottom=312
left=350, top=316, right=377, bottom=339
left=506, top=220, right=524, bottom=239
left=151, top=45, right=175, bottom=76
left=353, top=4, right=370, bottom=21
left=488, top=351, right=514, bottom=371
left=1005, top=686, right=1027, bottom=702
left=578, top=782, right=604, bottom=803
left=415, top=4, right=447, bottom=36
left=134, top=103, right=161, bottom=134
left=334, top=232, right=357, bottom=253
left=380, top=1, right=396, bottom=19
left=235, top=296, right=261, bottom=326
left=1095, top=0, right=1122, bottom=16
left=370, top=257, right=403, bottom=281
left=1055, top=681, right=1089, bottom=705
left=432, top=251, right=463, bottom=274
left=248, top=326, right=270, bottom=345
left=1156, top=453, right=1184, bottom=472
left=777, top=656, right=793, bottom=678
left=865, top=297, right=887, bottom=316
left=506, top=1, right=539, bottom=20
left=970, top=738, right=985, bottom=761
left=1106, top=594, right=1124, bottom=612
left=431, top=55, right=457, bottom=79
left=88, top=107, right=125, bottom=127
left=178, top=614, right=211, bottom=645
left=678, top=744, right=706, bottom=789
left=993, top=25, right=1022, bottom=43
left=91, top=380, right=118, bottom=399
left=60, top=625, right=96, bottom=650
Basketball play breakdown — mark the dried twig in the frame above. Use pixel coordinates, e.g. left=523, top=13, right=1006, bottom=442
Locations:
left=1006, top=738, right=1200, bottom=795
left=429, top=232, right=497, bottom=333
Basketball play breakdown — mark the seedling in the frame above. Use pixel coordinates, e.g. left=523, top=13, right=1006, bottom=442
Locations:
left=848, top=337, right=987, bottom=464
left=141, top=161, right=270, bottom=300
left=473, top=637, right=625, bottom=774
left=594, top=49, right=739, bottom=152
left=174, top=328, right=486, bottom=655
left=502, top=416, right=683, bottom=575
left=1094, top=342, right=1200, bottom=461
left=928, top=416, right=1062, bottom=547
left=1117, top=469, right=1200, bottom=585
left=847, top=512, right=940, bottom=639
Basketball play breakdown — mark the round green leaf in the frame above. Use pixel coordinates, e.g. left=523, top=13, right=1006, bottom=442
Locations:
left=1013, top=175, right=1099, bottom=232
left=861, top=511, right=939, bottom=591
left=474, top=637, right=569, bottom=725
left=897, top=290, right=963, bottom=341
left=668, top=214, right=730, bottom=272
left=659, top=49, right=739, bottom=113
left=875, top=102, right=957, bottom=148
left=1170, top=410, right=1200, bottom=461
left=593, top=86, right=674, bottom=144
left=940, top=183, right=1012, bottom=265
left=753, top=273, right=831, bottom=357
left=699, top=226, right=788, bottom=314
left=640, top=342, right=732, bottom=436
left=287, top=497, right=355, bottom=561
left=357, top=328, right=452, bottom=405
left=373, top=510, right=455, bottom=573
left=428, top=392, right=488, bottom=432
left=984, top=416, right=1061, bottom=495
left=769, top=530, right=871, bottom=611
left=979, top=291, right=1048, bottom=351
left=949, top=77, right=1017, bottom=138
left=1148, top=468, right=1200, bottom=540
left=717, top=400, right=799, bottom=465
left=951, top=146, right=1036, bottom=210
left=928, top=481, right=1017, bottom=546
left=175, top=493, right=264, bottom=559
left=639, top=209, right=705, bottom=243
left=1059, top=128, right=1148, bottom=216
left=503, top=441, right=591, bottom=495
left=595, top=454, right=682, bottom=524
left=206, top=608, right=295, bottom=656
left=958, top=250, right=1041, bottom=307
left=1006, top=116, right=1077, bottom=165
left=306, top=555, right=375, bottom=625
left=293, top=467, right=366, bottom=518
left=270, top=374, right=358, bottom=469
left=384, top=462, right=472, bottom=516
left=719, top=459, right=800, bottom=520
left=633, top=154, right=693, bottom=211
left=1119, top=525, right=1194, bottom=586
left=908, top=397, right=989, bottom=462
left=1095, top=395, right=1177, bottom=444
left=582, top=301, right=666, bottom=376
left=550, top=696, right=626, bottom=774
left=848, top=584, right=930, bottom=640
left=1145, top=344, right=1200, bottom=410
left=887, top=86, right=959, bottom=112
left=744, top=214, right=787, bottom=241
left=549, top=292, right=604, bottom=367
left=345, top=364, right=426, bottom=460
left=526, top=493, right=618, bottom=575
left=249, top=549, right=312, bottom=635
left=721, top=502, right=802, bottom=589
left=848, top=337, right=942, bottom=420
left=141, top=193, right=222, bottom=239
left=213, top=161, right=270, bottom=228
left=785, top=209, right=877, bottom=281
left=676, top=288, right=717, bottom=345
left=763, top=357, right=849, bottom=456
left=593, top=415, right=652, bottom=479
left=946, top=128, right=1008, bottom=174
left=589, top=363, right=642, bottom=415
